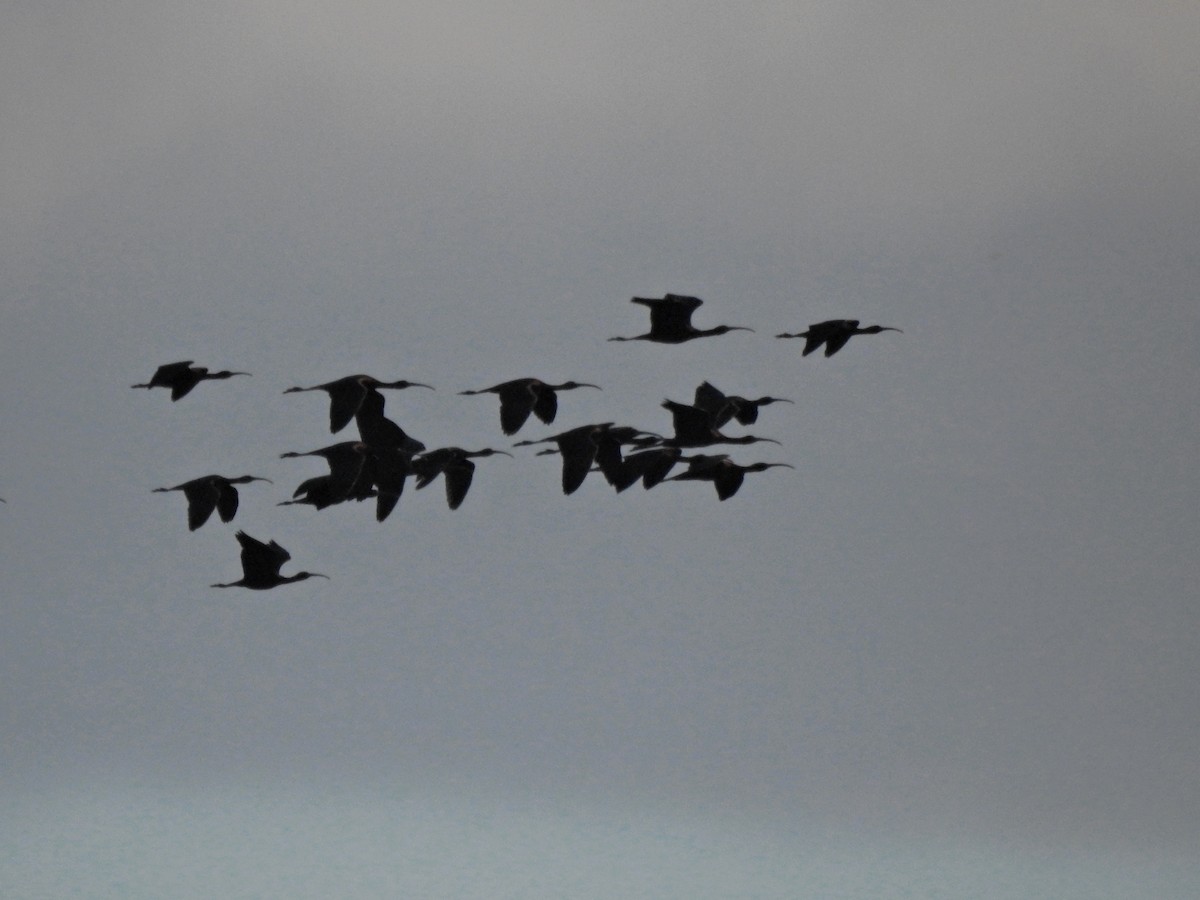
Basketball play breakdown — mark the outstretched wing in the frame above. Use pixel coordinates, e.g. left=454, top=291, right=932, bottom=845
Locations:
left=443, top=459, right=476, bottom=510
left=498, top=382, right=538, bottom=434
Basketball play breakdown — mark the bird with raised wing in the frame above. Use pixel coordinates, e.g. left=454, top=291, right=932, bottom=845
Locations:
left=284, top=374, right=433, bottom=433
left=211, top=531, right=328, bottom=590
left=459, top=378, right=601, bottom=435
left=776, top=319, right=901, bottom=357
left=609, top=294, right=753, bottom=344
left=132, top=361, right=250, bottom=400
left=660, top=400, right=782, bottom=449
left=153, top=474, right=271, bottom=531
left=514, top=422, right=618, bottom=495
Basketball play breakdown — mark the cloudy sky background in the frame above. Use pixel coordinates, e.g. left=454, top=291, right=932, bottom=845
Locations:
left=3, top=3, right=1198, bottom=896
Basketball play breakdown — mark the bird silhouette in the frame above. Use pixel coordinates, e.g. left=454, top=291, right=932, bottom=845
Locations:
left=776, top=320, right=901, bottom=357
left=132, top=361, right=250, bottom=400
left=664, top=454, right=794, bottom=500
left=152, top=474, right=271, bottom=530
left=660, top=400, right=782, bottom=449
left=279, top=442, right=375, bottom=508
left=211, top=531, right=328, bottom=590
left=411, top=447, right=512, bottom=510
left=354, top=388, right=427, bottom=453
left=693, top=381, right=793, bottom=427
left=284, top=375, right=433, bottom=433
left=514, top=422, right=617, bottom=494
left=609, top=294, right=753, bottom=344
left=459, top=379, right=601, bottom=435
left=607, top=445, right=692, bottom=492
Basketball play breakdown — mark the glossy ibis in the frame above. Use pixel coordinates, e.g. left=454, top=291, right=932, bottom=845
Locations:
left=132, top=361, right=250, bottom=400
left=280, top=442, right=375, bottom=507
left=665, top=454, right=794, bottom=500
left=514, top=423, right=617, bottom=494
left=609, top=294, right=753, bottom=344
left=153, top=474, right=271, bottom=531
left=660, top=400, right=781, bottom=449
left=411, top=447, right=512, bottom=510
left=776, top=320, right=901, bottom=357
left=284, top=375, right=433, bottom=433
left=211, top=531, right=328, bottom=590
left=459, top=379, right=601, bottom=435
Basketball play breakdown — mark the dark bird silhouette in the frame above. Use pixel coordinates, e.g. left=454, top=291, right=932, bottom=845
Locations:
left=664, top=454, right=794, bottom=500
left=459, top=379, right=601, bottom=435
left=776, top=320, right=901, bottom=357
left=514, top=422, right=618, bottom=495
left=693, top=381, right=793, bottom=428
left=609, top=294, right=753, bottom=344
left=354, top=387, right=427, bottom=453
left=660, top=400, right=782, bottom=449
left=153, top=474, right=271, bottom=531
left=132, top=361, right=250, bottom=400
left=605, top=446, right=688, bottom=492
left=410, top=447, right=512, bottom=510
left=284, top=375, right=433, bottom=433
left=362, top=445, right=415, bottom=521
left=279, top=442, right=375, bottom=507
left=211, top=531, right=328, bottom=590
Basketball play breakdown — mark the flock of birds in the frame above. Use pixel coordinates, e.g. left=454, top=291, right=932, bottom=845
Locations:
left=133, top=295, right=901, bottom=589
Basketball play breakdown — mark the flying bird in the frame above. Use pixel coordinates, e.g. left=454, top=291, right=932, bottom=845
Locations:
left=132, top=361, right=250, bottom=400
left=284, top=374, right=433, bottom=433
left=514, top=422, right=617, bottom=495
left=152, top=474, right=271, bottom=531
left=693, top=381, right=793, bottom=428
left=411, top=447, right=512, bottom=510
left=459, top=378, right=601, bottom=435
left=660, top=400, right=782, bottom=449
left=664, top=454, right=794, bottom=500
left=211, top=531, right=328, bottom=590
left=776, top=320, right=901, bottom=357
left=609, top=294, right=753, bottom=344
left=279, top=442, right=375, bottom=507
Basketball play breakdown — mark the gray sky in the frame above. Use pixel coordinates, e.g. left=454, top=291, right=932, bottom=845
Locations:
left=3, top=3, right=1198, bottom=896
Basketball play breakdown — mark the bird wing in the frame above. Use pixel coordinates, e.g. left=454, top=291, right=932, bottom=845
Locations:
left=170, top=372, right=203, bottom=400
left=443, top=459, right=476, bottom=510
left=154, top=361, right=194, bottom=380
left=236, top=531, right=289, bottom=579
left=326, top=379, right=370, bottom=433
left=498, top=383, right=538, bottom=434
left=530, top=385, right=558, bottom=426
left=823, top=331, right=854, bottom=357
left=557, top=430, right=600, bottom=495
left=182, top=479, right=220, bottom=530
left=713, top=467, right=746, bottom=501
left=731, top=398, right=759, bottom=425
left=662, top=400, right=714, bottom=445
left=214, top=481, right=240, bottom=523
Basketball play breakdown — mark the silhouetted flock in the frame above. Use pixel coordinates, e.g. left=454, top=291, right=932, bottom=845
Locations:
left=133, top=295, right=901, bottom=589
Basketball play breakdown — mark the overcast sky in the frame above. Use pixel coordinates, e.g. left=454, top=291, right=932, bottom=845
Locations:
left=3, top=3, right=1198, bottom=897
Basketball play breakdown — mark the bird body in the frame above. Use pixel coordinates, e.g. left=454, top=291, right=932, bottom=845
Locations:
left=211, top=531, right=328, bottom=589
left=153, top=474, right=271, bottom=530
left=459, top=378, right=600, bottom=435
left=284, top=374, right=432, bottom=433
left=609, top=294, right=753, bottom=344
left=665, top=455, right=794, bottom=500
left=776, top=320, right=901, bottom=356
left=132, top=361, right=250, bottom=400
